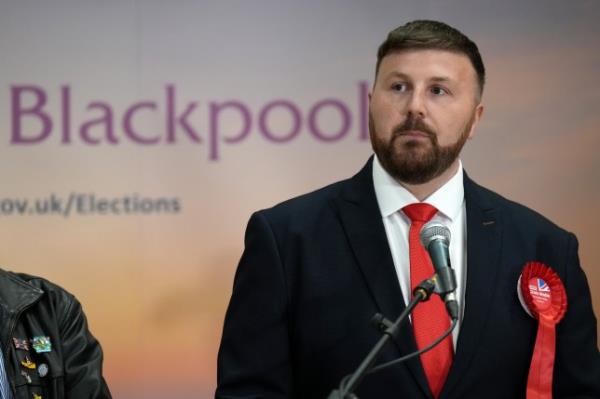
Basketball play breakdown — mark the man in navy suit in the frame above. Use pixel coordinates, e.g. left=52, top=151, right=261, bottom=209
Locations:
left=216, top=20, right=600, bottom=398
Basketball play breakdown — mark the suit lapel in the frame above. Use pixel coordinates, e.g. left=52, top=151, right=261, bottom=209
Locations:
left=334, top=158, right=432, bottom=398
left=441, top=172, right=504, bottom=398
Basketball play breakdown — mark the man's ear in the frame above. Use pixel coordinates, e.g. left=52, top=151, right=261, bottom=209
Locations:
left=467, top=103, right=484, bottom=140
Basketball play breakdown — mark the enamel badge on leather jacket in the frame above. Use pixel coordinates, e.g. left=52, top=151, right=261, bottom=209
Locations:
left=0, top=269, right=111, bottom=398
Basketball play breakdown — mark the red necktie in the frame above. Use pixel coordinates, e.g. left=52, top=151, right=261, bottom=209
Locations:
left=403, top=203, right=453, bottom=398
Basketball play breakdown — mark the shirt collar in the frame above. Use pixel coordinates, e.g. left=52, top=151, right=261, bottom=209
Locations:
left=372, top=155, right=464, bottom=221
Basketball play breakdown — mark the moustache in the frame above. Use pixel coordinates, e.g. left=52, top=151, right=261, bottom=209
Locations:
left=392, top=117, right=436, bottom=139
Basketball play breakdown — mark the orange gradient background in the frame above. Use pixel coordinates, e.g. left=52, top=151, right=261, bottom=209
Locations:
left=0, top=1, right=598, bottom=398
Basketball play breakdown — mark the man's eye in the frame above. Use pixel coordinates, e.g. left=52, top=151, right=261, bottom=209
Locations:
left=392, top=83, right=408, bottom=92
left=431, top=86, right=448, bottom=95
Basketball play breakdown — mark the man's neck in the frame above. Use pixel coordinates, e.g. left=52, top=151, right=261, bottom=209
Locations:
left=398, top=160, right=461, bottom=202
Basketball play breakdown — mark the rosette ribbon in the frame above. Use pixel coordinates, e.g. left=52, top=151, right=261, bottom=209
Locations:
left=519, top=261, right=568, bottom=399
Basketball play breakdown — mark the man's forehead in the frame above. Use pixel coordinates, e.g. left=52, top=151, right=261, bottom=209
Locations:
left=384, top=71, right=455, bottom=82
left=378, top=49, right=476, bottom=80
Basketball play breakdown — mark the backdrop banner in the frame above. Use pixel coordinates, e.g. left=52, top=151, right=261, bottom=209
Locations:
left=1, top=1, right=598, bottom=397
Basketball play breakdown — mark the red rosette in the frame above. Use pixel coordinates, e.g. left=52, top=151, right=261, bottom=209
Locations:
left=519, top=261, right=567, bottom=322
left=518, top=261, right=568, bottom=399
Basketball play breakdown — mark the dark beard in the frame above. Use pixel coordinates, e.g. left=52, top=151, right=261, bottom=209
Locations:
left=369, top=113, right=473, bottom=184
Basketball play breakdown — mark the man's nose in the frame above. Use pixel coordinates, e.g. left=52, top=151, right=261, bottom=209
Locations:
left=406, top=90, right=427, bottom=118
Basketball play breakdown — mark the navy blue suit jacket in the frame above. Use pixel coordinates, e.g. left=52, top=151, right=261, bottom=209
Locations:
left=216, top=158, right=600, bottom=398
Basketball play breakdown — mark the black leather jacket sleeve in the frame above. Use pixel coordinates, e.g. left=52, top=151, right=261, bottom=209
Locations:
left=58, top=292, right=112, bottom=399
left=1, top=271, right=112, bottom=399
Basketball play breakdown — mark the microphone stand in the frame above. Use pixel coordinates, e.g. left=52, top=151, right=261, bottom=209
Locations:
left=326, top=277, right=437, bottom=399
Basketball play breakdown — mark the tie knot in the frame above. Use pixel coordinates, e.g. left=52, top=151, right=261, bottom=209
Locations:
left=402, top=203, right=438, bottom=223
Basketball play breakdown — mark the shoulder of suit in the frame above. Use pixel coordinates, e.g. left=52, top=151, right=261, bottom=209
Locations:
left=469, top=179, right=574, bottom=239
left=255, top=176, right=351, bottom=225
left=263, top=178, right=350, bottom=215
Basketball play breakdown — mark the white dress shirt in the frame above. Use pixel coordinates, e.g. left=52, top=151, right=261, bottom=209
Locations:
left=372, top=155, right=467, bottom=349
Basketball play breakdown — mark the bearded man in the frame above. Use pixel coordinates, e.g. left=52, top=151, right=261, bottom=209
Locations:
left=216, top=20, right=600, bottom=398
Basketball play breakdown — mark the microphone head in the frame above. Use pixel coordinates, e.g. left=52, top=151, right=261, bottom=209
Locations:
left=420, top=221, right=451, bottom=248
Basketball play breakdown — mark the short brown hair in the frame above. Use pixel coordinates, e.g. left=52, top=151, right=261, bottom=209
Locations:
left=376, top=20, right=485, bottom=97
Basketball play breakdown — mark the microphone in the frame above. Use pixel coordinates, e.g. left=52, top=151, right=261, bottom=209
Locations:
left=420, top=222, right=459, bottom=320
